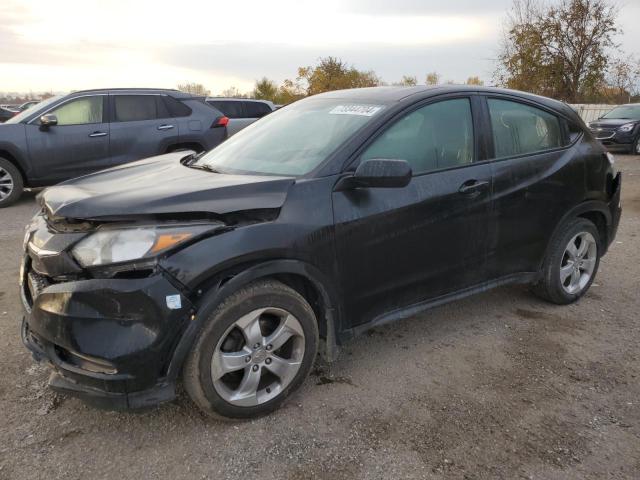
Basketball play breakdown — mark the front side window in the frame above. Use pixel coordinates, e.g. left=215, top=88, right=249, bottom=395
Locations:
left=48, top=96, right=103, bottom=125
left=114, top=95, right=157, bottom=122
left=488, top=99, right=562, bottom=158
left=361, top=98, right=474, bottom=174
left=197, top=98, right=386, bottom=175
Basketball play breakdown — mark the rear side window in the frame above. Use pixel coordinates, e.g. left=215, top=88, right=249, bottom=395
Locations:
left=114, top=95, right=157, bottom=122
left=207, top=100, right=244, bottom=119
left=488, top=99, right=562, bottom=158
left=163, top=96, right=192, bottom=117
left=49, top=96, right=104, bottom=125
left=361, top=98, right=474, bottom=175
left=244, top=101, right=272, bottom=118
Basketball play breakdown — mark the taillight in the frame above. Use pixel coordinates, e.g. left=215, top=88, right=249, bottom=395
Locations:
left=212, top=116, right=229, bottom=128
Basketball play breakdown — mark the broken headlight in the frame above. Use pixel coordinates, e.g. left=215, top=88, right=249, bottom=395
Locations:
left=71, top=224, right=218, bottom=267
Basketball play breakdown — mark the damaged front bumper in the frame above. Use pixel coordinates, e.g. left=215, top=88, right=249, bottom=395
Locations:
left=20, top=252, right=195, bottom=410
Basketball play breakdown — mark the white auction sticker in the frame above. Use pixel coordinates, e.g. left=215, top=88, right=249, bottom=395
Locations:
left=329, top=105, right=384, bottom=116
left=166, top=294, right=182, bottom=310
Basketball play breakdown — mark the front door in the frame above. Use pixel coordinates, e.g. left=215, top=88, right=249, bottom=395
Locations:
left=332, top=96, right=493, bottom=327
left=26, top=94, right=110, bottom=183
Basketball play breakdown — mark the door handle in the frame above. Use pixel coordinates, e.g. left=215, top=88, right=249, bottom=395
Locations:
left=88, top=131, right=107, bottom=137
left=157, top=124, right=175, bottom=130
left=458, top=179, right=489, bottom=194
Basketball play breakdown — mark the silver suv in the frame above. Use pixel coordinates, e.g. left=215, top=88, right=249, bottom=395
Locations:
left=206, top=98, right=276, bottom=136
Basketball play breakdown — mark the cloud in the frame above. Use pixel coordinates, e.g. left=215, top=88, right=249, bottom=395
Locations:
left=158, top=40, right=500, bottom=87
left=340, top=0, right=512, bottom=15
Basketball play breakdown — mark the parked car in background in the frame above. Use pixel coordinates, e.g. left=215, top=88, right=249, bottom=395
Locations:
left=206, top=97, right=275, bottom=135
left=0, top=105, right=18, bottom=123
left=20, top=86, right=621, bottom=419
left=0, top=88, right=228, bottom=207
left=588, top=103, right=640, bottom=154
left=18, top=100, right=40, bottom=111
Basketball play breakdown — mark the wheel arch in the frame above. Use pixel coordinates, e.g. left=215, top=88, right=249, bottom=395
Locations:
left=0, top=147, right=28, bottom=186
left=166, top=259, right=342, bottom=382
left=165, top=142, right=204, bottom=154
left=540, top=200, right=612, bottom=272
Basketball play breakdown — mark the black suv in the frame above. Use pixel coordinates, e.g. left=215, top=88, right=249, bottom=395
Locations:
left=20, top=86, right=621, bottom=419
left=0, top=88, right=228, bottom=207
left=588, top=103, right=640, bottom=154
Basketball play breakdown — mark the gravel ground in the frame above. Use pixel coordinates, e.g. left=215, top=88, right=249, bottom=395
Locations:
left=0, top=155, right=638, bottom=480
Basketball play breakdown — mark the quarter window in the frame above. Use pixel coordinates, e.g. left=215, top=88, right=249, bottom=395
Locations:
left=244, top=101, right=272, bottom=118
left=207, top=101, right=244, bottom=119
left=361, top=98, right=474, bottom=175
left=48, top=96, right=103, bottom=125
left=488, top=99, right=562, bottom=158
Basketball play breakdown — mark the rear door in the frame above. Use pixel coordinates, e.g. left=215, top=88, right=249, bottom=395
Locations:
left=482, top=96, right=583, bottom=278
left=108, top=94, right=180, bottom=166
left=25, top=94, right=110, bottom=182
left=332, top=95, right=493, bottom=327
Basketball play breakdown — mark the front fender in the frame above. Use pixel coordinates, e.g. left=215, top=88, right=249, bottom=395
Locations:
left=164, top=259, right=342, bottom=381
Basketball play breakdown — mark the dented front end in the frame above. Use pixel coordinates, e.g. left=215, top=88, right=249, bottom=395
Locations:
left=20, top=210, right=208, bottom=408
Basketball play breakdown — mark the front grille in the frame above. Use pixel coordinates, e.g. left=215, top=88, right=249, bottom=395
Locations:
left=27, top=270, right=50, bottom=300
left=21, top=257, right=54, bottom=310
left=590, top=128, right=615, bottom=140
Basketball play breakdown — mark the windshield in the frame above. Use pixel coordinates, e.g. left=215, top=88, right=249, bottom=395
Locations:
left=5, top=95, right=63, bottom=124
left=196, top=98, right=386, bottom=175
left=602, top=105, right=640, bottom=120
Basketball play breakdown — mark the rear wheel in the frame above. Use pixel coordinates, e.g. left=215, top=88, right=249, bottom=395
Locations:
left=183, top=280, right=318, bottom=419
left=533, top=218, right=601, bottom=304
left=0, top=158, right=23, bottom=208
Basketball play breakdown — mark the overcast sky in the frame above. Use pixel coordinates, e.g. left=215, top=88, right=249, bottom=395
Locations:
left=1, top=0, right=638, bottom=94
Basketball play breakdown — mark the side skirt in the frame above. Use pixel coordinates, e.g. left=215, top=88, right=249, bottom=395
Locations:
left=350, top=272, right=538, bottom=338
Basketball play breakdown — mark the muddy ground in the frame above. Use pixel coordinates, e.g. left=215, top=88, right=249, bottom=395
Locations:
left=0, top=155, right=638, bottom=480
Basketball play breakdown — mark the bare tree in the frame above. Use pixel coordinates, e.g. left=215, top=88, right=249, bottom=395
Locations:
left=394, top=75, right=418, bottom=86
left=606, top=56, right=640, bottom=103
left=425, top=72, right=441, bottom=86
left=219, top=86, right=248, bottom=98
left=466, top=76, right=485, bottom=86
left=176, top=82, right=210, bottom=96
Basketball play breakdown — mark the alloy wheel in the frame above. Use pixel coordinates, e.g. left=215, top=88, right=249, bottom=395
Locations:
left=0, top=167, right=14, bottom=201
left=559, top=231, right=597, bottom=294
left=211, top=307, right=305, bottom=407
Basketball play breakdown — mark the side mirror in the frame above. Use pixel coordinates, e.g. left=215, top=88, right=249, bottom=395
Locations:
left=39, top=114, right=58, bottom=127
left=335, top=158, right=412, bottom=191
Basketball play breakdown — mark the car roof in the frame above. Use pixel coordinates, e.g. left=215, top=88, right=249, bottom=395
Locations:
left=69, top=88, right=194, bottom=99
left=206, top=97, right=273, bottom=104
left=315, top=85, right=579, bottom=120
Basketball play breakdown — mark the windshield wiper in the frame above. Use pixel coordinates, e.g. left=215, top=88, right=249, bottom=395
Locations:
left=180, top=151, right=206, bottom=166
left=187, top=163, right=226, bottom=174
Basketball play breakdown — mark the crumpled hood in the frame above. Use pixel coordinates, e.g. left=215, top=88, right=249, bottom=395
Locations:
left=41, top=152, right=295, bottom=220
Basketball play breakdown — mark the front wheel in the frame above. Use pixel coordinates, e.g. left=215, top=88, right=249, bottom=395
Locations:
left=533, top=218, right=601, bottom=304
left=183, top=280, right=318, bottom=419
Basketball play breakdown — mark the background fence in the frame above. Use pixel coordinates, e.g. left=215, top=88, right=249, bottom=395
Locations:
left=570, top=104, right=618, bottom=123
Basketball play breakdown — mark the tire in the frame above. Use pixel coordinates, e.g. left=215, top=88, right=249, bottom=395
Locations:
left=533, top=218, right=601, bottom=305
left=632, top=136, right=640, bottom=156
left=0, top=158, right=24, bottom=208
left=183, top=279, right=318, bottom=419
